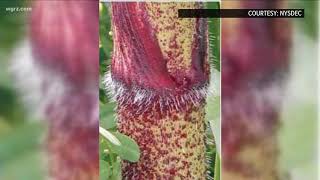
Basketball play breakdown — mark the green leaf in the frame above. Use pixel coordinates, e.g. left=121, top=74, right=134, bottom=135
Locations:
left=100, top=160, right=111, bottom=180
left=214, top=152, right=220, bottom=180
left=108, top=132, right=140, bottom=162
left=99, top=138, right=108, bottom=161
left=99, top=102, right=117, bottom=129
left=111, top=157, right=121, bottom=180
left=100, top=127, right=121, bottom=146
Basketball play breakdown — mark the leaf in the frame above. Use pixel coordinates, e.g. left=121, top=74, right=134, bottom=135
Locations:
left=108, top=132, right=140, bottom=162
left=214, top=152, right=220, bottom=180
left=100, top=137, right=120, bottom=179
left=99, top=102, right=117, bottom=129
left=100, top=126, right=121, bottom=146
left=100, top=160, right=111, bottom=180
left=111, top=157, right=121, bottom=180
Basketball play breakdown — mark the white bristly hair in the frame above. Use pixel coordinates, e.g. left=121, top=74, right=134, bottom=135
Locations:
left=103, top=71, right=210, bottom=115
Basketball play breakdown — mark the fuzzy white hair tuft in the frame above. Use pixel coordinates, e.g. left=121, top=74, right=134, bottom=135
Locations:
left=103, top=71, right=210, bottom=114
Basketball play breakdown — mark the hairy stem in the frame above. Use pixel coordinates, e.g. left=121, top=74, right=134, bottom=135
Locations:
left=108, top=2, right=210, bottom=179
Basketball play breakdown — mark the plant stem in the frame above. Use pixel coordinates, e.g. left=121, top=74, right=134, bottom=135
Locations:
left=108, top=2, right=210, bottom=179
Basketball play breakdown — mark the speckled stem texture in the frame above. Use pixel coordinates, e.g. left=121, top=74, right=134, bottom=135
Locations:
left=222, top=1, right=291, bottom=180
left=30, top=1, right=99, bottom=179
left=110, top=2, right=210, bottom=179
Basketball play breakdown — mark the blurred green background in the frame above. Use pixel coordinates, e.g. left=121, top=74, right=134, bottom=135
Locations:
left=0, top=1, right=45, bottom=179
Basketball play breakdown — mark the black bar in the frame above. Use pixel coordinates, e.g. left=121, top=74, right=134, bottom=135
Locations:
left=178, top=9, right=304, bottom=18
